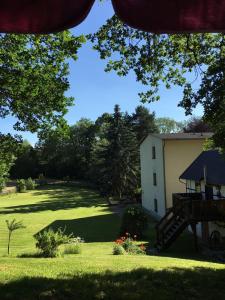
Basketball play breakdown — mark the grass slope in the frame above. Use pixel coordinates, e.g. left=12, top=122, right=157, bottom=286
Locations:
left=0, top=185, right=224, bottom=300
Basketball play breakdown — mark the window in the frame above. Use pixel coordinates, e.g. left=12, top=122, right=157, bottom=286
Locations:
left=195, top=182, right=201, bottom=193
left=153, top=173, right=157, bottom=186
left=154, top=198, right=158, bottom=213
left=152, top=146, right=156, bottom=159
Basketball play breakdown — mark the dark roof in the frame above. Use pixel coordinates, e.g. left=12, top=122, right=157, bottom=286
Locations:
left=151, top=132, right=213, bottom=140
left=180, top=150, right=225, bottom=185
left=139, top=132, right=213, bottom=145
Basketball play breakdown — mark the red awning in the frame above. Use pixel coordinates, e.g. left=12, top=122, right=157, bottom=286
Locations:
left=0, top=0, right=95, bottom=34
left=112, top=0, right=225, bottom=33
left=0, top=0, right=224, bottom=34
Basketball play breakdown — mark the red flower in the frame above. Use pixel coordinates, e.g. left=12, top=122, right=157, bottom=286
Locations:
left=115, top=239, right=123, bottom=245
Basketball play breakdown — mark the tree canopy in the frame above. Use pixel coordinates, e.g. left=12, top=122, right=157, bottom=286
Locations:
left=156, top=117, right=184, bottom=134
left=0, top=32, right=85, bottom=133
left=89, top=16, right=225, bottom=147
left=0, top=32, right=85, bottom=187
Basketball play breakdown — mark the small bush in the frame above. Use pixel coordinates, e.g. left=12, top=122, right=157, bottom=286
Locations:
left=35, top=228, right=73, bottom=258
left=63, top=237, right=84, bottom=255
left=126, top=243, right=146, bottom=255
left=120, top=205, right=148, bottom=238
left=16, top=179, right=26, bottom=193
left=25, top=178, right=36, bottom=190
left=113, top=244, right=125, bottom=255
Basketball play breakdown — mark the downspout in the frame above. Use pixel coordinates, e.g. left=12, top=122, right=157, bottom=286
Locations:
left=162, top=140, right=167, bottom=212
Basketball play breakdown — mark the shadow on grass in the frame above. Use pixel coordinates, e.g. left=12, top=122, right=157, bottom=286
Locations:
left=1, top=267, right=225, bottom=300
left=0, top=185, right=107, bottom=215
left=145, top=219, right=221, bottom=263
left=35, top=214, right=121, bottom=243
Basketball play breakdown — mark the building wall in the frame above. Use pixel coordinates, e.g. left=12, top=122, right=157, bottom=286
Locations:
left=140, top=135, right=166, bottom=217
left=164, top=139, right=205, bottom=209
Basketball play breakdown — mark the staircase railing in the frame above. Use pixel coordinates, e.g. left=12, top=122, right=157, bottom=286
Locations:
left=155, top=203, right=187, bottom=249
left=155, top=193, right=225, bottom=251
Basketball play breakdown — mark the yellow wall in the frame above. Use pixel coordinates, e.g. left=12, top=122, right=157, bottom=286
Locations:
left=164, top=139, right=205, bottom=208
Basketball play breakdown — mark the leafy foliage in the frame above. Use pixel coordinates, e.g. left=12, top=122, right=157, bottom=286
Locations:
left=112, top=244, right=125, bottom=255
left=0, top=32, right=85, bottom=133
left=131, top=106, right=158, bottom=141
left=16, top=179, right=27, bottom=193
left=35, top=228, right=73, bottom=258
left=183, top=117, right=211, bottom=133
left=89, top=16, right=225, bottom=148
left=10, top=141, right=39, bottom=179
left=0, top=32, right=85, bottom=188
left=63, top=237, right=84, bottom=255
left=120, top=206, right=148, bottom=237
left=25, top=178, right=36, bottom=190
left=0, top=134, right=21, bottom=191
left=114, top=234, right=146, bottom=255
left=35, top=105, right=157, bottom=199
left=156, top=117, right=185, bottom=133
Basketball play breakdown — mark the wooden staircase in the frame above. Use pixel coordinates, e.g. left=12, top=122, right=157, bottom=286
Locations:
left=155, top=193, right=225, bottom=251
left=155, top=205, right=188, bottom=251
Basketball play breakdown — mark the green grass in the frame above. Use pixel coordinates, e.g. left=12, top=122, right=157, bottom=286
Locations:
left=0, top=184, right=224, bottom=300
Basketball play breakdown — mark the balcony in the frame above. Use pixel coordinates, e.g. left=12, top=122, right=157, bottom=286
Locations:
left=172, top=193, right=225, bottom=222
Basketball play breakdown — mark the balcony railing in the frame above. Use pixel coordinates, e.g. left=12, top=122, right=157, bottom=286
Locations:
left=172, top=193, right=225, bottom=222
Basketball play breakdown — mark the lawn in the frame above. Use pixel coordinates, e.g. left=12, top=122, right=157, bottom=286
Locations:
left=0, top=184, right=224, bottom=300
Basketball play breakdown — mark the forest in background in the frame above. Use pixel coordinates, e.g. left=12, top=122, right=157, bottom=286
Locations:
left=9, top=105, right=211, bottom=200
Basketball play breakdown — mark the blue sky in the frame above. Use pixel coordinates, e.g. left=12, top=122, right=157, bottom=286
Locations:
left=0, top=1, right=203, bottom=145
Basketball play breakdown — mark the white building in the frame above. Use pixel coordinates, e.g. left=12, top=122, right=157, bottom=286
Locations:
left=140, top=132, right=212, bottom=218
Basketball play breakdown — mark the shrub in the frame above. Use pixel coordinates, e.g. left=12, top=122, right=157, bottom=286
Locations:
left=113, top=233, right=146, bottom=255
left=120, top=205, right=148, bottom=238
left=25, top=177, right=36, bottom=190
left=63, top=237, right=84, bottom=255
left=16, top=179, right=26, bottom=193
left=35, top=228, right=73, bottom=258
left=113, top=244, right=125, bottom=255
left=126, top=243, right=146, bottom=255
left=38, top=174, right=47, bottom=186
left=0, top=178, right=5, bottom=192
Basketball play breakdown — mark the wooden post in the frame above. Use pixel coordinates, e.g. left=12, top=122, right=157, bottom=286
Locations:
left=191, top=222, right=198, bottom=252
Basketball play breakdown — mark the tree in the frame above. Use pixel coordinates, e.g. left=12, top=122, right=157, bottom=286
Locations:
left=0, top=32, right=85, bottom=184
left=183, top=117, right=211, bottom=133
left=0, top=32, right=84, bottom=133
left=89, top=16, right=224, bottom=147
left=68, top=119, right=96, bottom=179
left=37, top=119, right=96, bottom=179
left=156, top=117, right=184, bottom=133
left=98, top=105, right=139, bottom=200
left=6, top=219, right=25, bottom=255
left=131, top=106, right=158, bottom=141
left=10, top=141, right=39, bottom=179
left=0, top=134, right=21, bottom=191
